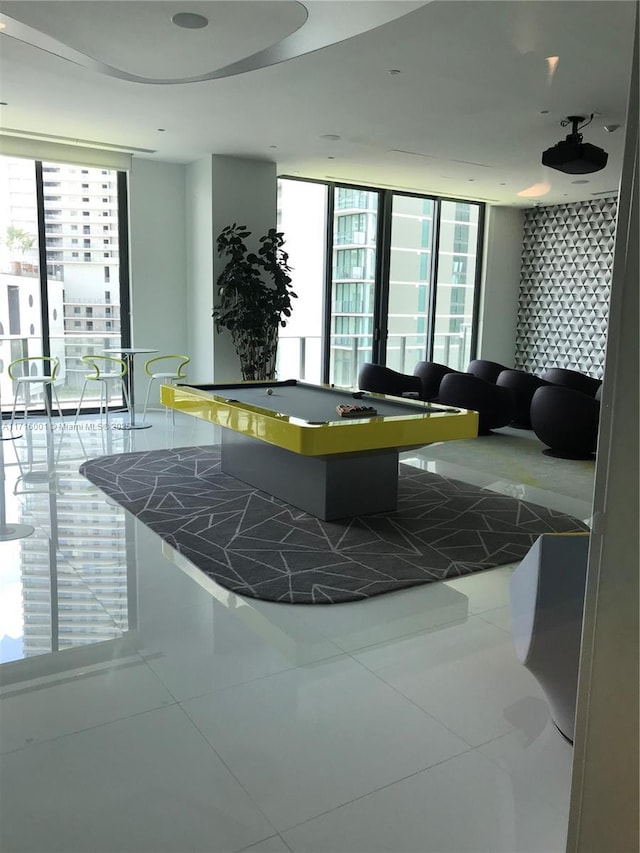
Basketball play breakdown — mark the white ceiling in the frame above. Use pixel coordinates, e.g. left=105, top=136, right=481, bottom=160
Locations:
left=0, top=1, right=636, bottom=207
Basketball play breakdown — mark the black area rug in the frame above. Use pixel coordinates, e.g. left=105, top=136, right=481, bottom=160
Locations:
left=79, top=445, right=588, bottom=604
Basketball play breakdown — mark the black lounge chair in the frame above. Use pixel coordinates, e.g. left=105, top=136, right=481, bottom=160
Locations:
left=530, top=384, right=601, bottom=459
left=496, top=369, right=551, bottom=429
left=438, top=372, right=516, bottom=435
left=357, top=363, right=422, bottom=398
left=467, top=359, right=509, bottom=384
left=413, top=361, right=460, bottom=401
left=542, top=367, right=602, bottom=398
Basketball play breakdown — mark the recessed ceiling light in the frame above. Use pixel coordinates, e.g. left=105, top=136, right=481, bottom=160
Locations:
left=571, top=179, right=590, bottom=184
left=540, top=110, right=550, bottom=115
left=0, top=101, right=7, bottom=106
left=157, top=128, right=166, bottom=132
left=171, top=12, right=208, bottom=29
left=269, top=145, right=277, bottom=149
left=320, top=134, right=341, bottom=141
left=327, top=156, right=335, bottom=160
left=388, top=69, right=401, bottom=76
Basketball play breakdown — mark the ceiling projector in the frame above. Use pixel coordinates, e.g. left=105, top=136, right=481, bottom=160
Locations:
left=542, top=115, right=608, bottom=174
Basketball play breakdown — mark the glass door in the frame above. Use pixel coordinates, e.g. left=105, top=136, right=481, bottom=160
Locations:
left=42, top=162, right=124, bottom=410
left=432, top=201, right=481, bottom=370
left=0, top=157, right=44, bottom=414
left=0, top=155, right=128, bottom=416
left=385, top=195, right=435, bottom=374
left=328, top=187, right=380, bottom=387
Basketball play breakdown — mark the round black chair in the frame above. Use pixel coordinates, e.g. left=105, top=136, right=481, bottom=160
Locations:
left=530, top=385, right=600, bottom=459
left=413, top=361, right=460, bottom=401
left=496, top=369, right=551, bottom=429
left=438, top=372, right=516, bottom=435
left=466, top=359, right=509, bottom=384
left=357, top=363, right=422, bottom=398
left=542, top=367, right=602, bottom=398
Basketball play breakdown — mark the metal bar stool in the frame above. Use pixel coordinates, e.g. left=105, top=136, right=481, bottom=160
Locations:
left=73, top=355, right=131, bottom=430
left=142, top=354, right=190, bottom=425
left=8, top=356, right=63, bottom=429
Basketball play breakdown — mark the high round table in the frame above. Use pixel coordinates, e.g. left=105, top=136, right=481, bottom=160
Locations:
left=103, top=347, right=158, bottom=430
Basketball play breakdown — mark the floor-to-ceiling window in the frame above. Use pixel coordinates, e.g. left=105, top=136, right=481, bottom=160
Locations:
left=386, top=195, right=434, bottom=374
left=0, top=155, right=129, bottom=416
left=277, top=177, right=484, bottom=387
left=432, top=200, right=480, bottom=369
left=276, top=179, right=327, bottom=383
left=330, top=187, right=379, bottom=388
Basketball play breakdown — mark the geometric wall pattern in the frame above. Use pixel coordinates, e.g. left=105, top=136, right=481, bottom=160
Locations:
left=514, top=196, right=618, bottom=379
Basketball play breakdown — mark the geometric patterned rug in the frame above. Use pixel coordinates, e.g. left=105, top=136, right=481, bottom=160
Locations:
left=79, top=445, right=588, bottom=604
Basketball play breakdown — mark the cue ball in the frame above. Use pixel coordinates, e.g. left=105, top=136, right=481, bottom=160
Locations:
left=266, top=388, right=273, bottom=395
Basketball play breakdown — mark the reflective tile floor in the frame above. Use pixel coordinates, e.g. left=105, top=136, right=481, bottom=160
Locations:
left=0, top=413, right=595, bottom=853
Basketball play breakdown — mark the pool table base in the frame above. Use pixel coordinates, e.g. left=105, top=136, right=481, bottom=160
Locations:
left=221, top=430, right=399, bottom=521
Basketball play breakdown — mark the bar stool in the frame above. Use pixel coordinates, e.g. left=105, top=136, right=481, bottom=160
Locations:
left=73, top=355, right=130, bottom=430
left=8, top=356, right=63, bottom=429
left=142, top=354, right=190, bottom=424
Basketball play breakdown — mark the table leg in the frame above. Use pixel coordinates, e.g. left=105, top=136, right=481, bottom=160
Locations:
left=114, top=354, right=152, bottom=430
left=221, top=430, right=399, bottom=520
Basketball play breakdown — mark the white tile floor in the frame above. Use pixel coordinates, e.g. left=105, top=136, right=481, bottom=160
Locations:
left=0, top=411, right=594, bottom=853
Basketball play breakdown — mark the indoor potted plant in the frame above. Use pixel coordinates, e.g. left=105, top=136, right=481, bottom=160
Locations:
left=212, top=224, right=296, bottom=381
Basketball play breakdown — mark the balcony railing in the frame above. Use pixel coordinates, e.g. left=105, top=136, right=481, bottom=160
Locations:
left=0, top=334, right=124, bottom=413
left=276, top=327, right=472, bottom=389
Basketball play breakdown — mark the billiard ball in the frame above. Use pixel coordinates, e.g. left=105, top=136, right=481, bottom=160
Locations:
left=266, top=388, right=273, bottom=395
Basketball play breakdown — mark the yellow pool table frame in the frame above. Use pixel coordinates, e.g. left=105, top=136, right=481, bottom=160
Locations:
left=161, top=380, right=478, bottom=520
left=160, top=381, right=478, bottom=456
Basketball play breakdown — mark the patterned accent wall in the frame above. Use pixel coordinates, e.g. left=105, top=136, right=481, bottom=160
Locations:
left=514, top=196, right=618, bottom=379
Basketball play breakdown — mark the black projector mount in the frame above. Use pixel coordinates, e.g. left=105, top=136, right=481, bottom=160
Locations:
left=541, top=114, right=609, bottom=175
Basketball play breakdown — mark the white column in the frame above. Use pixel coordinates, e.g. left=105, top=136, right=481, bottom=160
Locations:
left=129, top=159, right=188, bottom=408
left=476, top=205, right=524, bottom=367
left=185, top=155, right=277, bottom=382
left=566, top=12, right=639, bottom=850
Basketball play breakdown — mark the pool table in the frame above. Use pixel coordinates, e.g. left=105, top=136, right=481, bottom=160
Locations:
left=161, top=379, right=478, bottom=520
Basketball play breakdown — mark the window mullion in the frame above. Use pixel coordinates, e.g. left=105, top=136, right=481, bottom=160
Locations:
left=426, top=198, right=442, bottom=360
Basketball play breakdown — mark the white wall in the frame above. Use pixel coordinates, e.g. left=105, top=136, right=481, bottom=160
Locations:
left=128, top=155, right=278, bottom=387
left=129, top=158, right=188, bottom=407
left=476, top=206, right=524, bottom=367
left=185, top=156, right=215, bottom=381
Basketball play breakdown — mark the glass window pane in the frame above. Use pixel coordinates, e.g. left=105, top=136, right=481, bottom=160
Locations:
left=42, top=162, right=123, bottom=410
left=329, top=187, right=378, bottom=387
left=386, top=195, right=434, bottom=374
left=1, top=156, right=126, bottom=416
left=433, top=200, right=481, bottom=370
left=0, top=157, right=43, bottom=414
left=276, top=179, right=327, bottom=383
